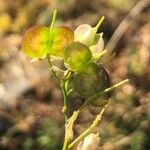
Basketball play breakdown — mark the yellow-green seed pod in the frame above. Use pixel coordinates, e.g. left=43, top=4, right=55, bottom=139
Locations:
left=50, top=26, right=74, bottom=57
left=22, top=25, right=49, bottom=59
left=64, top=42, right=92, bottom=72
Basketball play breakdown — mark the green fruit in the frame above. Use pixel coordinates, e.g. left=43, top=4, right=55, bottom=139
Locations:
left=22, top=25, right=74, bottom=59
left=50, top=26, right=74, bottom=57
left=22, top=25, right=49, bottom=59
left=64, top=42, right=92, bottom=72
left=91, top=95, right=109, bottom=107
left=73, top=65, right=110, bottom=98
left=81, top=62, right=98, bottom=76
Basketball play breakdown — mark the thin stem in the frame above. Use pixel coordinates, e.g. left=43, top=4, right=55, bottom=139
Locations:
left=93, top=49, right=108, bottom=62
left=98, top=49, right=108, bottom=58
left=64, top=70, right=72, bottom=81
left=49, top=9, right=57, bottom=36
left=68, top=102, right=109, bottom=149
left=61, top=80, right=69, bottom=122
left=94, top=16, right=105, bottom=32
left=94, top=79, right=129, bottom=97
left=46, top=55, right=61, bottom=84
left=80, top=79, right=129, bottom=110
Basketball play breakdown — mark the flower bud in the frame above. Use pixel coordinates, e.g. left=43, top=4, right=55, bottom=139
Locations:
left=77, top=133, right=100, bottom=150
left=74, top=24, right=96, bottom=46
left=74, top=16, right=105, bottom=47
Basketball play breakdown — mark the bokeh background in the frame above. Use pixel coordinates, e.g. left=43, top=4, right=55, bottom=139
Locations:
left=0, top=0, right=150, bottom=150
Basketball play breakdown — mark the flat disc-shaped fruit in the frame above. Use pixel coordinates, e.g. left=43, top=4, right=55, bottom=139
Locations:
left=22, top=25, right=49, bottom=59
left=64, top=42, right=92, bottom=72
left=73, top=65, right=110, bottom=98
left=50, top=26, right=74, bottom=57
left=81, top=62, right=98, bottom=76
left=91, top=96, right=109, bottom=107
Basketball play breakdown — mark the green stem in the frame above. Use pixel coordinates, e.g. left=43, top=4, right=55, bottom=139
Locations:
left=81, top=79, right=129, bottom=109
left=62, top=139, right=69, bottom=150
left=92, top=49, right=108, bottom=62
left=46, top=55, right=61, bottom=84
left=49, top=10, right=57, bottom=36
left=61, top=80, right=69, bottom=122
left=94, top=79, right=129, bottom=97
left=68, top=102, right=109, bottom=149
left=94, top=16, right=105, bottom=32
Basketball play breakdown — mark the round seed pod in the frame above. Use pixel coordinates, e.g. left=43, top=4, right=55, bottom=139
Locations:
left=91, top=96, right=109, bottom=107
left=22, top=25, right=49, bottom=59
left=64, top=41, right=92, bottom=72
left=81, top=62, right=98, bottom=76
left=73, top=65, right=110, bottom=98
left=22, top=25, right=74, bottom=59
left=50, top=26, right=74, bottom=57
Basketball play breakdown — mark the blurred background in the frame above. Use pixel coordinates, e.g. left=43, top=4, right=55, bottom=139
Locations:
left=0, top=0, right=149, bottom=150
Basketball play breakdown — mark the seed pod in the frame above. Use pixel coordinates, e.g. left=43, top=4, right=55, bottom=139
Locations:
left=64, top=41, right=92, bottom=72
left=73, top=64, right=110, bottom=98
left=22, top=25, right=74, bottom=59
left=81, top=62, right=98, bottom=76
left=22, top=25, right=49, bottom=59
left=91, top=96, right=109, bottom=107
left=50, top=26, right=74, bottom=57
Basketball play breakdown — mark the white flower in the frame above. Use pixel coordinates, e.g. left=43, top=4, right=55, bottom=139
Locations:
left=74, top=24, right=96, bottom=47
left=77, top=133, right=100, bottom=150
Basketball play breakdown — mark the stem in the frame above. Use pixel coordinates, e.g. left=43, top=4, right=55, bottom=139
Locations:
left=47, top=55, right=69, bottom=149
left=49, top=9, right=57, bottom=36
left=68, top=102, right=109, bottom=149
left=46, top=55, right=69, bottom=121
left=61, top=80, right=69, bottom=122
left=93, top=49, right=108, bottom=62
left=94, top=16, right=105, bottom=32
left=98, top=49, right=108, bottom=58
left=62, top=140, right=69, bottom=150
left=46, top=55, right=61, bottom=84
left=81, top=79, right=129, bottom=110
left=95, top=79, right=129, bottom=97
